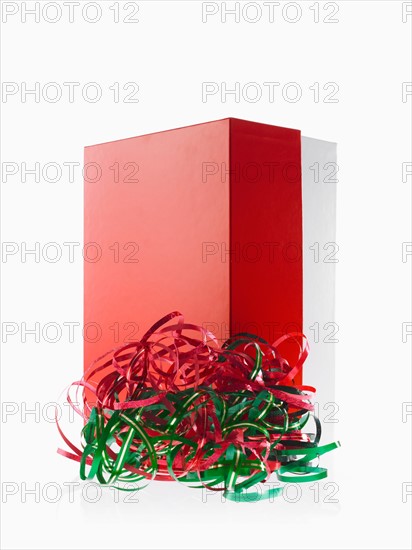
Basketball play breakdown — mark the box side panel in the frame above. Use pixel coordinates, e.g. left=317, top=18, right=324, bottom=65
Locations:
left=84, top=120, right=230, bottom=373
left=302, top=136, right=337, bottom=439
left=230, top=119, right=303, bottom=380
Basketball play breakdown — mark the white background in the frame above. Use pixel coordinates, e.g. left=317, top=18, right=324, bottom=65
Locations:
left=1, top=1, right=411, bottom=549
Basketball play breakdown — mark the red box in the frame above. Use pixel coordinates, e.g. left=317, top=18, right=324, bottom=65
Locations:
left=84, top=118, right=302, bottom=380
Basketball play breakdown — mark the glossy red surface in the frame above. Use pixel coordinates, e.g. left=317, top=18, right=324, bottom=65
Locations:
left=230, top=118, right=302, bottom=376
left=84, top=118, right=302, bottom=383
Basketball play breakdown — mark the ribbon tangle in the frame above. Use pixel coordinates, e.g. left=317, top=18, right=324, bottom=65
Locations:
left=57, top=311, right=340, bottom=501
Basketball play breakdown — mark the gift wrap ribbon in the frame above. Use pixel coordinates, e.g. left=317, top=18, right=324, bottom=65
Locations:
left=57, top=311, right=340, bottom=501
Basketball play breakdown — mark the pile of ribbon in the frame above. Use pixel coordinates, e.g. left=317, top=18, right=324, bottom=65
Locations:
left=57, top=311, right=339, bottom=501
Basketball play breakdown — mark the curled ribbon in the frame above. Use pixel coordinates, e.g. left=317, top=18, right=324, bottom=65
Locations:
left=57, top=311, right=340, bottom=501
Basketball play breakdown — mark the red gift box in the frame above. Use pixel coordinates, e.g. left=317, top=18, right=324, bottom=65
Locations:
left=84, top=118, right=310, bottom=384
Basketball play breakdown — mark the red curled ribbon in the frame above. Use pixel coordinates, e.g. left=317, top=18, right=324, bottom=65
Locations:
left=57, top=311, right=340, bottom=501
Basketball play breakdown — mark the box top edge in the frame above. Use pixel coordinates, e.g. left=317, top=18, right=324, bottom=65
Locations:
left=84, top=118, right=300, bottom=149
left=84, top=118, right=231, bottom=148
left=302, top=135, right=337, bottom=146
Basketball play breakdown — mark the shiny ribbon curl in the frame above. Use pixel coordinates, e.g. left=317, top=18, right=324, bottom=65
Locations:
left=57, top=311, right=340, bottom=501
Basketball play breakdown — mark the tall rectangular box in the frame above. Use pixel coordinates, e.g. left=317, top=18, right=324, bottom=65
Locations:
left=84, top=118, right=336, bottom=396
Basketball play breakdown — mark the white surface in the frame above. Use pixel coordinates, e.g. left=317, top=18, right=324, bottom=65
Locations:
left=1, top=1, right=411, bottom=549
left=302, top=136, right=337, bottom=442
